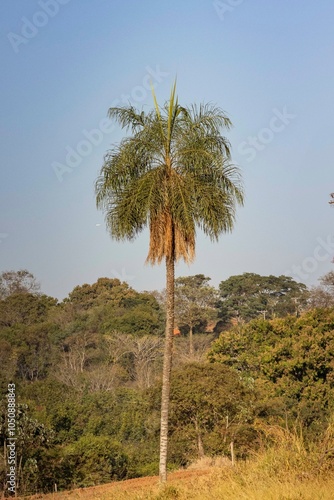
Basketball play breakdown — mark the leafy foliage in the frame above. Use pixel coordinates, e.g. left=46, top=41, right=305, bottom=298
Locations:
left=61, top=435, right=129, bottom=487
left=168, top=363, right=256, bottom=463
left=0, top=293, right=57, bottom=327
left=65, top=278, right=133, bottom=310
left=209, top=308, right=334, bottom=430
left=218, top=273, right=308, bottom=323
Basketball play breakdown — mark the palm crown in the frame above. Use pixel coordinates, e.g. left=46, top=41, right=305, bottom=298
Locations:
left=95, top=83, right=244, bottom=264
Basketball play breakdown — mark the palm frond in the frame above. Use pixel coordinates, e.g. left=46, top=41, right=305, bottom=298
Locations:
left=166, top=79, right=178, bottom=155
left=107, top=105, right=149, bottom=132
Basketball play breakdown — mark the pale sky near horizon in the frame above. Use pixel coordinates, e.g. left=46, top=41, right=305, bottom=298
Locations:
left=0, top=0, right=333, bottom=300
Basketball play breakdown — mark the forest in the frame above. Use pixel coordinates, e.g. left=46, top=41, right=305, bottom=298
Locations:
left=1, top=268, right=334, bottom=495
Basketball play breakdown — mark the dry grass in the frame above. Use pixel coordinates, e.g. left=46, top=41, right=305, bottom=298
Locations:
left=187, top=455, right=232, bottom=469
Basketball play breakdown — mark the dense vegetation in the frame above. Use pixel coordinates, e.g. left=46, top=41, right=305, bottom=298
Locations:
left=1, top=269, right=334, bottom=495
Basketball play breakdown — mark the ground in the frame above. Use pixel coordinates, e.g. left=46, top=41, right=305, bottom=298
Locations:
left=22, top=469, right=212, bottom=500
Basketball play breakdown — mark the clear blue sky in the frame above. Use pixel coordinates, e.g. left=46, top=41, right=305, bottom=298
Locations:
left=1, top=0, right=333, bottom=299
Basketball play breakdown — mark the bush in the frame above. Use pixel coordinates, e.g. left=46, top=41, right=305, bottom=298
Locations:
left=62, top=435, right=129, bottom=487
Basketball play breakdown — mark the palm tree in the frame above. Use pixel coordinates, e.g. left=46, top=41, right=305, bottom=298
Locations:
left=95, top=83, right=244, bottom=483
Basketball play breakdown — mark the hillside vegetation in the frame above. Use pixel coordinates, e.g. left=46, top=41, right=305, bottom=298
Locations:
left=1, top=269, right=334, bottom=496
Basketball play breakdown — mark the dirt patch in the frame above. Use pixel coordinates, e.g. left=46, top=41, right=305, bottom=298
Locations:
left=22, top=468, right=213, bottom=499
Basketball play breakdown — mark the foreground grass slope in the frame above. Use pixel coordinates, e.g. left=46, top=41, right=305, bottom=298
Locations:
left=22, top=465, right=334, bottom=500
left=23, top=424, right=334, bottom=500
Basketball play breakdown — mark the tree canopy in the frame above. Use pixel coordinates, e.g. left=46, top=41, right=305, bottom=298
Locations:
left=218, top=273, right=308, bottom=323
left=209, top=308, right=334, bottom=429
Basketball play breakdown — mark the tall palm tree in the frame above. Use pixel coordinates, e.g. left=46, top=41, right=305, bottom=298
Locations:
left=95, top=83, right=244, bottom=483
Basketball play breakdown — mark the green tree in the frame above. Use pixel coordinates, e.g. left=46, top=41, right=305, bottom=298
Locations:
left=218, top=273, right=308, bottom=323
left=0, top=293, right=57, bottom=327
left=0, top=339, right=16, bottom=391
left=209, top=309, right=334, bottom=431
left=175, top=275, right=218, bottom=356
left=168, top=363, right=255, bottom=463
left=0, top=403, right=54, bottom=495
left=16, top=324, right=54, bottom=381
left=62, top=435, right=128, bottom=487
left=62, top=279, right=164, bottom=337
left=101, top=291, right=164, bottom=336
left=64, top=277, right=133, bottom=310
left=0, top=322, right=56, bottom=382
left=95, top=83, right=243, bottom=482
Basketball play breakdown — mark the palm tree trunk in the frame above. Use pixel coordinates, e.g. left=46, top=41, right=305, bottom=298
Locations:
left=159, top=254, right=175, bottom=483
left=189, top=325, right=194, bottom=357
